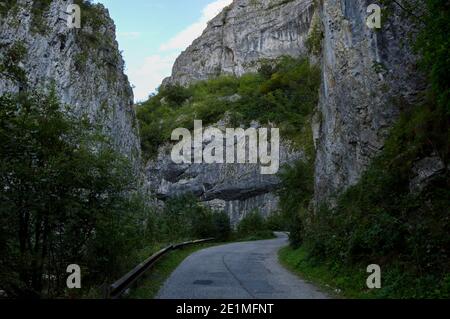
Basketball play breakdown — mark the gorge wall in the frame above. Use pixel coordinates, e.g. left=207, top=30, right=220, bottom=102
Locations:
left=152, top=0, right=424, bottom=221
left=146, top=121, right=303, bottom=226
left=313, top=0, right=422, bottom=204
left=1, top=0, right=426, bottom=224
left=164, top=0, right=315, bottom=86
left=0, top=0, right=141, bottom=171
left=151, top=0, right=316, bottom=224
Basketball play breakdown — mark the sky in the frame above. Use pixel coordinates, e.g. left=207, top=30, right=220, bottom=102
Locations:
left=93, top=0, right=232, bottom=102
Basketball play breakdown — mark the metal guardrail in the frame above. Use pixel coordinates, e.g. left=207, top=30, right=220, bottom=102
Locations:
left=105, top=238, right=215, bottom=299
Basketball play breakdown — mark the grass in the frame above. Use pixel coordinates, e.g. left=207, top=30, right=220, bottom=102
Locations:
left=290, top=100, right=449, bottom=299
left=279, top=246, right=378, bottom=299
left=280, top=245, right=450, bottom=299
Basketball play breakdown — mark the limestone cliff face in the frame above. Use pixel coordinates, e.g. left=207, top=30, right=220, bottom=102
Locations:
left=313, top=0, right=423, bottom=204
left=151, top=0, right=424, bottom=219
left=146, top=121, right=302, bottom=226
left=0, top=0, right=141, bottom=171
left=164, top=0, right=315, bottom=86
left=150, top=0, right=315, bottom=224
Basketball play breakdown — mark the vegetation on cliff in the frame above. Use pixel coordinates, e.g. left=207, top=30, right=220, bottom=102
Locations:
left=1, top=0, right=447, bottom=300
left=0, top=90, right=239, bottom=298
left=0, top=90, right=151, bottom=298
left=281, top=0, right=450, bottom=298
left=137, top=57, right=320, bottom=159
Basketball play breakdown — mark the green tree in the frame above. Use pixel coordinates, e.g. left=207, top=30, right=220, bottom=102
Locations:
left=212, top=212, right=232, bottom=241
left=159, top=194, right=231, bottom=242
left=0, top=90, right=146, bottom=298
left=278, top=160, right=314, bottom=247
left=237, top=211, right=269, bottom=237
left=0, top=42, right=27, bottom=83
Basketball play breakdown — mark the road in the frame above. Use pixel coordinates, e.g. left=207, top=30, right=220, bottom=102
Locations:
left=157, top=232, right=329, bottom=299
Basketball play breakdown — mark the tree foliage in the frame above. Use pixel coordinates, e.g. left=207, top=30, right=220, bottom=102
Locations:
left=289, top=0, right=450, bottom=298
left=155, top=194, right=231, bottom=242
left=0, top=90, right=148, bottom=298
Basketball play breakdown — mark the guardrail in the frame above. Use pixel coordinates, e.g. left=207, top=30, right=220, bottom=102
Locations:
left=105, top=238, right=215, bottom=299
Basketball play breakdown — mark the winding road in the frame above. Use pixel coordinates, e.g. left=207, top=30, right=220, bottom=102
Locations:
left=157, top=233, right=328, bottom=299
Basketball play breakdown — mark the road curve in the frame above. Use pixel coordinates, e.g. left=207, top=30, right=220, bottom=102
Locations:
left=157, top=233, right=329, bottom=299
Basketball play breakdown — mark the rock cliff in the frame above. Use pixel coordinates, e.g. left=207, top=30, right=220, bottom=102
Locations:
left=164, top=0, right=315, bottom=86
left=151, top=0, right=316, bottom=224
left=0, top=0, right=141, bottom=171
left=146, top=121, right=302, bottom=225
left=313, top=0, right=423, bottom=204
left=154, top=0, right=425, bottom=218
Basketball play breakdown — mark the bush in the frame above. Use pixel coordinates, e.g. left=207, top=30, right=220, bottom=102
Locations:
left=236, top=211, right=273, bottom=240
left=0, top=0, right=16, bottom=16
left=0, top=41, right=27, bottom=83
left=278, top=111, right=450, bottom=295
left=158, top=84, right=192, bottom=107
left=156, top=194, right=231, bottom=242
left=212, top=212, right=232, bottom=241
left=266, top=212, right=287, bottom=231
left=137, top=57, right=321, bottom=159
left=277, top=159, right=314, bottom=248
left=299, top=1, right=450, bottom=297
left=304, top=102, right=450, bottom=267
left=305, top=15, right=323, bottom=55
left=0, top=90, right=150, bottom=298
left=30, top=0, right=53, bottom=34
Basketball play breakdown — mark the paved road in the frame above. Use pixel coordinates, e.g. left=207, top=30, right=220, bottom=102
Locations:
left=157, top=233, right=328, bottom=299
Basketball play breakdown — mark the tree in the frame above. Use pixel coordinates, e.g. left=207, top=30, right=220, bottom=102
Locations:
left=0, top=90, right=144, bottom=297
left=277, top=160, right=314, bottom=247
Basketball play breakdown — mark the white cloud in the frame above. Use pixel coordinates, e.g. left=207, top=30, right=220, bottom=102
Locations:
left=159, top=0, right=232, bottom=52
left=129, top=0, right=233, bottom=102
left=128, top=53, right=178, bottom=102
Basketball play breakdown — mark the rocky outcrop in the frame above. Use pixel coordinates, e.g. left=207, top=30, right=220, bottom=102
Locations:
left=0, top=0, right=141, bottom=171
left=151, top=0, right=316, bottom=223
left=410, top=155, right=447, bottom=193
left=146, top=121, right=302, bottom=225
left=152, top=0, right=428, bottom=219
left=164, top=0, right=315, bottom=86
left=313, top=0, right=423, bottom=204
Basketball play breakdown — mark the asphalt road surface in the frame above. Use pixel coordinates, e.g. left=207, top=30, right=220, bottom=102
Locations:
left=157, top=232, right=329, bottom=299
